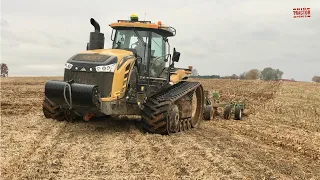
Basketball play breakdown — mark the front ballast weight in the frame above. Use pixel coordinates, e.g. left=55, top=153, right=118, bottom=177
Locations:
left=43, top=80, right=102, bottom=121
left=203, top=90, right=246, bottom=120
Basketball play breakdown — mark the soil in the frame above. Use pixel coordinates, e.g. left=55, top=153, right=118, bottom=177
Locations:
left=1, top=77, right=319, bottom=179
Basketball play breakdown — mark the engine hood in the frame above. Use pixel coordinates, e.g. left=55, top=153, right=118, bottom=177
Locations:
left=84, top=48, right=134, bottom=59
left=65, top=48, right=135, bottom=73
left=67, top=48, right=134, bottom=66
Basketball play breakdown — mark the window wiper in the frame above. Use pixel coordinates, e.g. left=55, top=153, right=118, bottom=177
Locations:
left=134, top=30, right=146, bottom=47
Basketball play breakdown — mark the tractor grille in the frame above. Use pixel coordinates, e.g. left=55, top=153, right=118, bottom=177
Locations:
left=64, top=70, right=113, bottom=97
left=72, top=54, right=111, bottom=62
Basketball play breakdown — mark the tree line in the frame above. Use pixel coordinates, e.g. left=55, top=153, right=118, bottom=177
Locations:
left=191, top=67, right=320, bottom=82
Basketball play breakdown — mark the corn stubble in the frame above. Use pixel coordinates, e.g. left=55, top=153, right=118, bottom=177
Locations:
left=1, top=77, right=319, bottom=180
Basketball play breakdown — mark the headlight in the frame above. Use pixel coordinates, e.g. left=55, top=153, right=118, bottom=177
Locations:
left=65, top=63, right=73, bottom=69
left=95, top=63, right=116, bottom=72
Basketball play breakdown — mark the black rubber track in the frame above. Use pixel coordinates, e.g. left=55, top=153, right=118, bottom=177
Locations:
left=140, top=81, right=203, bottom=135
left=42, top=96, right=65, bottom=121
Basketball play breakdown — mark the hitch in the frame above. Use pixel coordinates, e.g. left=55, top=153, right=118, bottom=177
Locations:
left=84, top=113, right=94, bottom=121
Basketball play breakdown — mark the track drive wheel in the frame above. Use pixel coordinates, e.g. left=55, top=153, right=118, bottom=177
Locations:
left=203, top=105, right=214, bottom=120
left=42, top=96, right=65, bottom=121
left=234, top=105, right=242, bottom=120
left=223, top=104, right=232, bottom=120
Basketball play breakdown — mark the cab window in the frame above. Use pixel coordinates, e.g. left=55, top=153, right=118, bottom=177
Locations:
left=150, top=32, right=166, bottom=78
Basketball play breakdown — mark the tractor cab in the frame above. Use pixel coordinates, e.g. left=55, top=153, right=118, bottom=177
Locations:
left=109, top=14, right=179, bottom=80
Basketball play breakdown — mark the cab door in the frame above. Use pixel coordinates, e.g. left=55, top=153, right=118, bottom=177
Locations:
left=149, top=32, right=167, bottom=78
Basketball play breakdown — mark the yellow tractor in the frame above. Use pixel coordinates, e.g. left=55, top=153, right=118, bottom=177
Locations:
left=42, top=14, right=213, bottom=134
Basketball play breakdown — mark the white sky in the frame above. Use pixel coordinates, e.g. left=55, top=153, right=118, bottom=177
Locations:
left=1, top=0, right=319, bottom=81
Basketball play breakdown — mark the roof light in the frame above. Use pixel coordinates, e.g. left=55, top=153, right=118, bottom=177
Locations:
left=157, top=21, right=162, bottom=25
left=130, top=14, right=139, bottom=21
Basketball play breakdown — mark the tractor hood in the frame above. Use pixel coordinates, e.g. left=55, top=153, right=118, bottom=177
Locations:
left=65, top=48, right=134, bottom=73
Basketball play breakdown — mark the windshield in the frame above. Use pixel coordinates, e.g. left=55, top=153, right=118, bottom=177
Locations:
left=113, top=29, right=150, bottom=74
left=113, top=29, right=148, bottom=53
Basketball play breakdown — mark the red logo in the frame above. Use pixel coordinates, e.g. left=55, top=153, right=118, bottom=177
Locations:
left=293, top=8, right=311, bottom=18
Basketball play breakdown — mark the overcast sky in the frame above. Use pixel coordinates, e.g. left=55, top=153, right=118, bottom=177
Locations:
left=1, top=0, right=319, bottom=81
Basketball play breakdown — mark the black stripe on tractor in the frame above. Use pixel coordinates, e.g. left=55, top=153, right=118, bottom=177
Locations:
left=64, top=69, right=113, bottom=98
left=125, top=64, right=131, bottom=71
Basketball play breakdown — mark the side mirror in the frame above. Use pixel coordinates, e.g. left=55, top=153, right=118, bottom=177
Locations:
left=172, top=48, right=180, bottom=62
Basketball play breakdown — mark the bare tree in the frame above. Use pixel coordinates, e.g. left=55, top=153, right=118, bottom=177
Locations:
left=191, top=68, right=199, bottom=76
left=312, top=76, right=320, bottom=83
left=1, top=63, right=9, bottom=77
left=245, top=69, right=260, bottom=80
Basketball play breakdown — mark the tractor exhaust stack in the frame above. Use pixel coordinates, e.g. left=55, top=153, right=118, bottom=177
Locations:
left=87, top=18, right=105, bottom=50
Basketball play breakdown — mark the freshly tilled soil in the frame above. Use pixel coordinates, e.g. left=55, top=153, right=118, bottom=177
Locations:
left=1, top=77, right=320, bottom=179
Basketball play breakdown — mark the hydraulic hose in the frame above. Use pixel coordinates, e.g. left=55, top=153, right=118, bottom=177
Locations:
left=63, top=83, right=72, bottom=109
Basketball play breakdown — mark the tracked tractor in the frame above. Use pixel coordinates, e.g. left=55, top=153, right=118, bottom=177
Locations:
left=43, top=14, right=213, bottom=134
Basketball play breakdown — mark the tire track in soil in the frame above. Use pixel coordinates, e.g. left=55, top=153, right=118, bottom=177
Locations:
left=176, top=129, right=244, bottom=179
left=219, top=120, right=320, bottom=161
left=192, top=123, right=319, bottom=179
left=1, top=118, right=68, bottom=179
left=2, top=77, right=320, bottom=179
left=30, top=118, right=147, bottom=180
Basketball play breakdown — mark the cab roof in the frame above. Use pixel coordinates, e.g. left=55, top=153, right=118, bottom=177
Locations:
left=109, top=20, right=176, bottom=37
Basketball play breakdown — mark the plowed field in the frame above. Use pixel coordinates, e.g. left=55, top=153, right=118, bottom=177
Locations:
left=1, top=77, right=319, bottom=179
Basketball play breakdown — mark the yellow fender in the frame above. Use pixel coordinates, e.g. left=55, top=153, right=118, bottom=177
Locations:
left=170, top=69, right=191, bottom=84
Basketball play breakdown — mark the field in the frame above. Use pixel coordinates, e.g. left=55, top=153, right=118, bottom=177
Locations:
left=1, top=77, right=320, bottom=179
